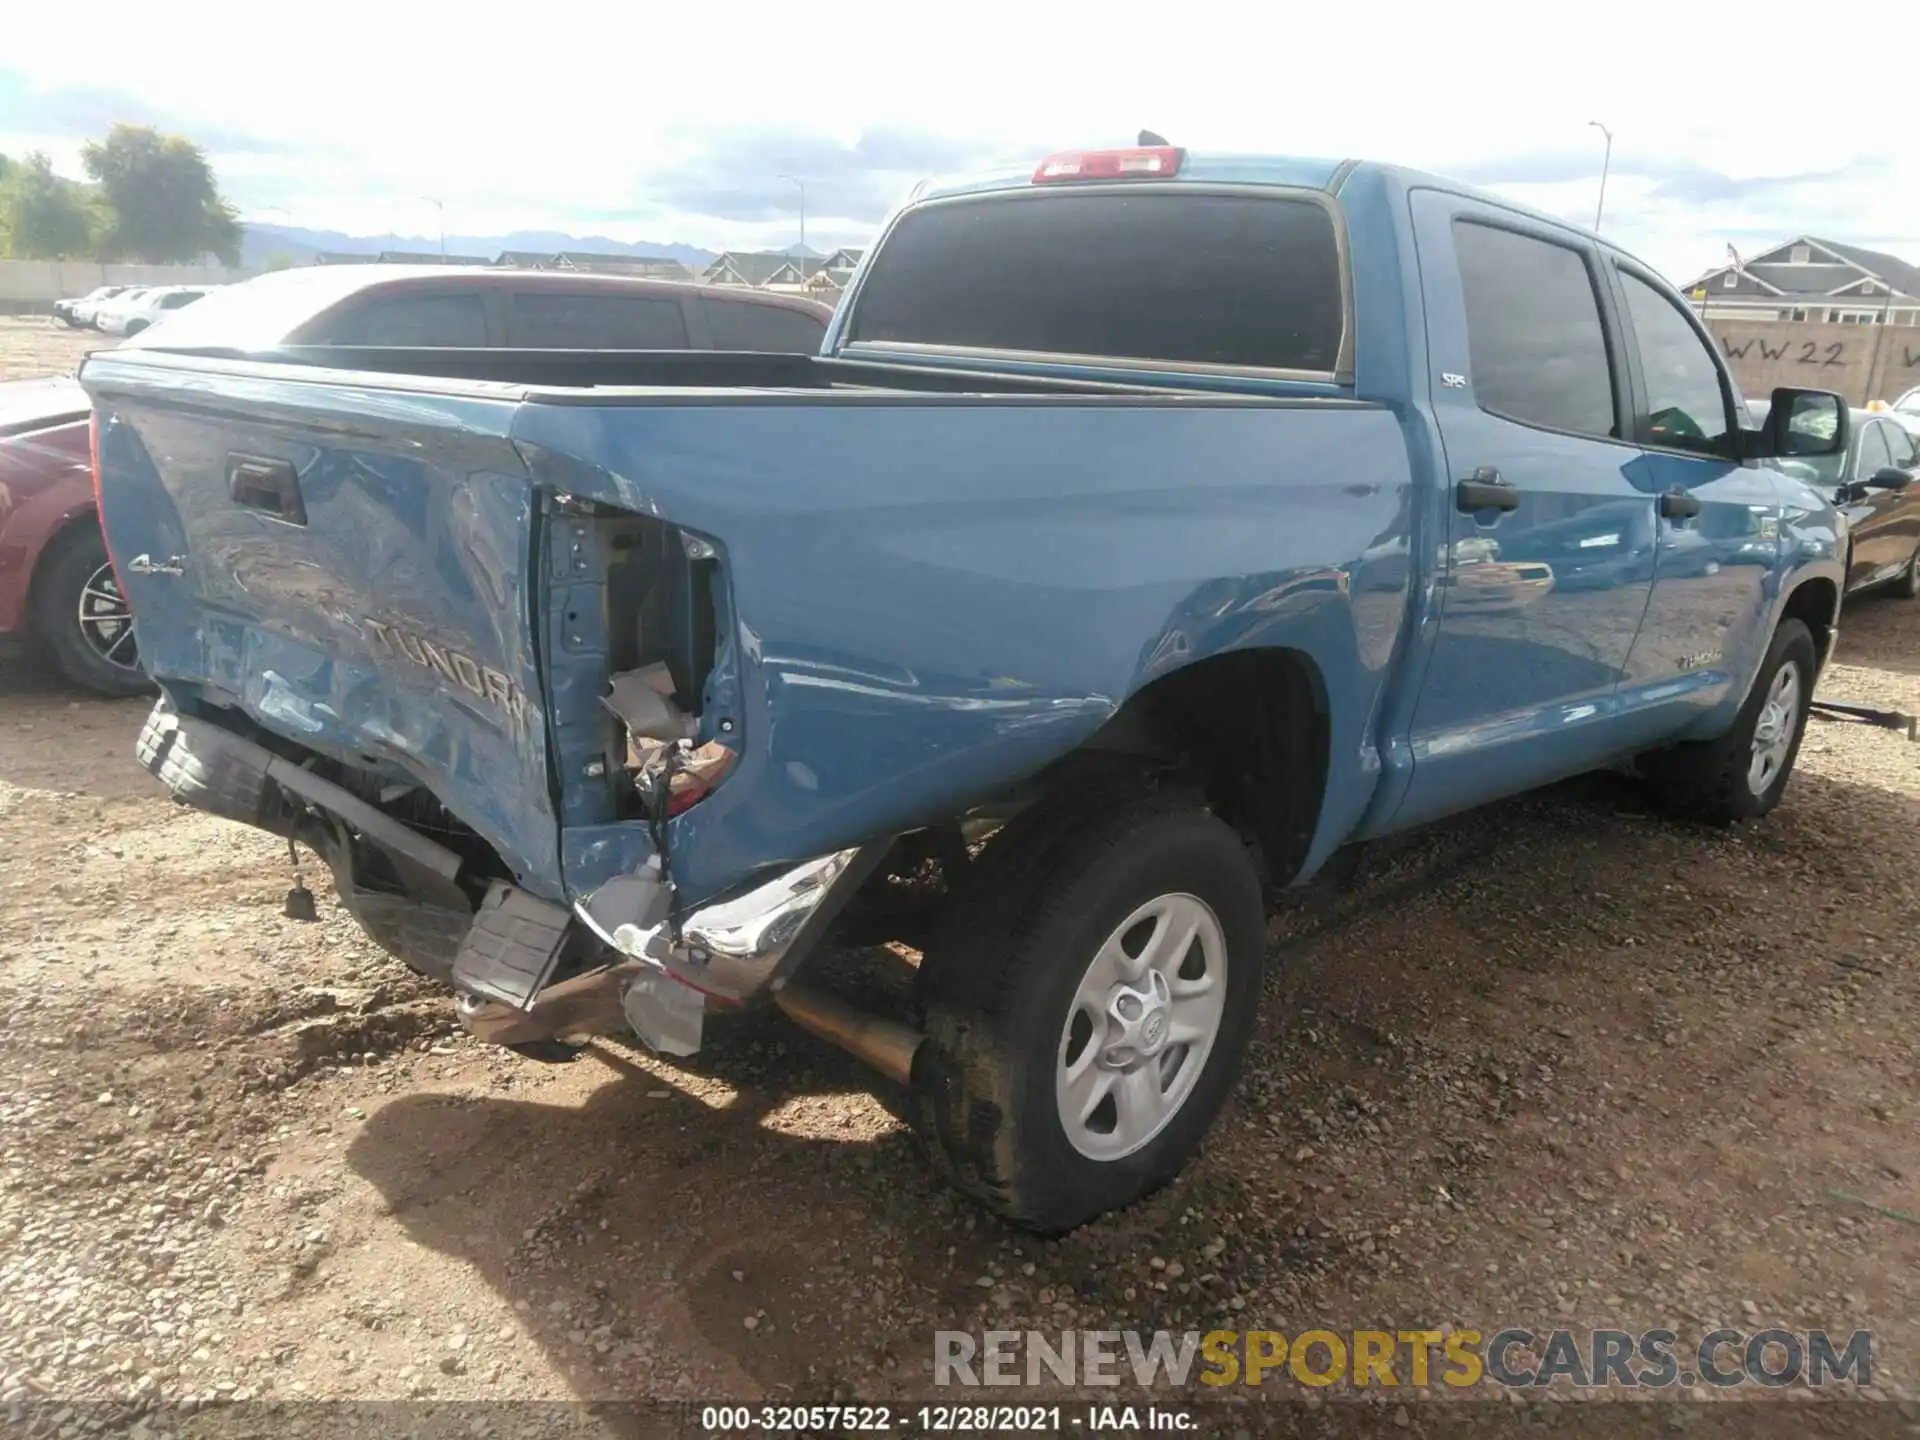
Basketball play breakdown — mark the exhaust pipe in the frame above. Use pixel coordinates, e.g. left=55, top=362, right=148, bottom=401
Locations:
left=774, top=980, right=923, bottom=1086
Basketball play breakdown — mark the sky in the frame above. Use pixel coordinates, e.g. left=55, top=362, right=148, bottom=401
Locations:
left=3, top=0, right=1914, bottom=284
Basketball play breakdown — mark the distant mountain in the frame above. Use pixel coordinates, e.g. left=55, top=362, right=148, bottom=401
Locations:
left=240, top=224, right=719, bottom=270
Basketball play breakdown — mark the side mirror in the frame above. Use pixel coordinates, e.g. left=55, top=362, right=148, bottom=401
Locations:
left=1749, top=388, right=1849, bottom=460
left=1867, top=467, right=1915, bottom=491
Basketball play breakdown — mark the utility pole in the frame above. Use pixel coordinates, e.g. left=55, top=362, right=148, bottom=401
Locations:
left=1588, top=121, right=1613, bottom=233
left=421, top=197, right=446, bottom=258
left=777, top=174, right=805, bottom=279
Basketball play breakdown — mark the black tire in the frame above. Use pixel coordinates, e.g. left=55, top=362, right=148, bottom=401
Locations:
left=911, top=781, right=1266, bottom=1232
left=1640, top=619, right=1817, bottom=823
left=29, top=526, right=153, bottom=698
left=1896, top=548, right=1920, bottom=600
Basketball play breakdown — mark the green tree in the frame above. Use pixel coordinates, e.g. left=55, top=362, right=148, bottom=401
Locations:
left=264, top=250, right=295, bottom=272
left=82, top=123, right=240, bottom=265
left=0, top=153, right=93, bottom=259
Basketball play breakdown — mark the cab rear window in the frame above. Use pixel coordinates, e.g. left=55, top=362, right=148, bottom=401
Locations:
left=847, top=190, right=1344, bottom=374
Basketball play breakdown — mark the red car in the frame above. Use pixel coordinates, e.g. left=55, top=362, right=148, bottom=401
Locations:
left=0, top=378, right=145, bottom=695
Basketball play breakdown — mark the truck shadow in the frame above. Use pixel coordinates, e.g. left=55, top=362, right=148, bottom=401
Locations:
left=345, top=1014, right=966, bottom=1406
left=342, top=761, right=1920, bottom=1408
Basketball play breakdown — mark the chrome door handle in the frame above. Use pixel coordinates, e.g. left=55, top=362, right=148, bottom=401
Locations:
left=126, top=553, right=186, bottom=576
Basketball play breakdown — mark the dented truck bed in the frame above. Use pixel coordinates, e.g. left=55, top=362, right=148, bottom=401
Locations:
left=82, top=343, right=1402, bottom=1029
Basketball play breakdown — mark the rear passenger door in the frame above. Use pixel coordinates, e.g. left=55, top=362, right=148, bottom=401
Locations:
left=1608, top=263, right=1783, bottom=715
left=1393, top=192, right=1655, bottom=829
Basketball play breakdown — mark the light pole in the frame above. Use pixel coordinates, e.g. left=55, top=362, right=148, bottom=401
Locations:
left=420, top=196, right=446, bottom=257
left=1588, top=121, right=1613, bottom=233
left=777, top=174, right=805, bottom=270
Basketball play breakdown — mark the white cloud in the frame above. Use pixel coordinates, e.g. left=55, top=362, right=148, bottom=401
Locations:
left=2, top=0, right=1912, bottom=278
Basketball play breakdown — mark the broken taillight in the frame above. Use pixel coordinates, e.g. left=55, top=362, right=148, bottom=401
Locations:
left=665, top=741, right=737, bottom=816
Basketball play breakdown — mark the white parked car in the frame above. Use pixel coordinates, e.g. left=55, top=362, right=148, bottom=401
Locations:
left=87, top=288, right=152, bottom=331
left=56, top=285, right=132, bottom=327
left=97, top=286, right=213, bottom=337
left=75, top=287, right=150, bottom=329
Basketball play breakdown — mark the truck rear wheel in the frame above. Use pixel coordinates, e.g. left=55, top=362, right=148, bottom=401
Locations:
left=911, top=783, right=1265, bottom=1232
left=1640, top=618, right=1816, bottom=823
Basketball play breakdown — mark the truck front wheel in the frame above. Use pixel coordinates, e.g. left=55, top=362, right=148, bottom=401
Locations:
left=911, top=785, right=1266, bottom=1232
left=1640, top=618, right=1817, bottom=823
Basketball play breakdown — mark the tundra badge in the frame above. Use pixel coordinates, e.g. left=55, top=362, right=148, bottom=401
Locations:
left=363, top=619, right=532, bottom=728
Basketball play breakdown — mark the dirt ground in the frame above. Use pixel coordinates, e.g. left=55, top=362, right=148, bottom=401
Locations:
left=3, top=315, right=1919, bottom=1436
left=0, top=314, right=101, bottom=381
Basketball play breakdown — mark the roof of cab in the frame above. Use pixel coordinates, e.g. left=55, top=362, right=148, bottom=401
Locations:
left=909, top=152, right=1612, bottom=254
left=912, top=152, right=1350, bottom=203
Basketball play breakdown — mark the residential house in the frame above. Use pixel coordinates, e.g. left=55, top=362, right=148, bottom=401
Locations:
left=1689, top=238, right=1920, bottom=326
left=493, top=250, right=559, bottom=270
left=552, top=251, right=693, bottom=281
left=704, top=251, right=796, bottom=287
left=818, top=247, right=864, bottom=272
left=763, top=257, right=831, bottom=288
left=804, top=266, right=856, bottom=298
left=374, top=250, right=491, bottom=266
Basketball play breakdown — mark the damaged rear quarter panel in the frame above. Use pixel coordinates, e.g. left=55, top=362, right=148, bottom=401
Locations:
left=86, top=359, right=561, bottom=895
left=513, top=396, right=1411, bottom=908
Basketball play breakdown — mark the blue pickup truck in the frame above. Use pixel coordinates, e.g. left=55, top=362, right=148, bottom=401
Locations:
left=82, top=146, right=1851, bottom=1231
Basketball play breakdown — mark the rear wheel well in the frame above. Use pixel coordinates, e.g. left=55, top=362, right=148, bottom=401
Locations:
left=1074, top=649, right=1329, bottom=887
left=1781, top=577, right=1838, bottom=668
left=26, top=511, right=101, bottom=609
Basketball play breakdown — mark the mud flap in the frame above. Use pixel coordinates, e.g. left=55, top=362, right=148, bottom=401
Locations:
left=449, top=882, right=572, bottom=1009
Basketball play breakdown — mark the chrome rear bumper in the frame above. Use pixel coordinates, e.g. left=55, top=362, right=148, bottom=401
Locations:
left=581, top=842, right=887, bottom=1004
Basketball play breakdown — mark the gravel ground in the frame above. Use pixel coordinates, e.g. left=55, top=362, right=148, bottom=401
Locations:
left=0, top=315, right=102, bottom=380
left=2, top=321, right=1918, bottom=1436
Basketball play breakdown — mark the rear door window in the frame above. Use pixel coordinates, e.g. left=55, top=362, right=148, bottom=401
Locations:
left=848, top=191, right=1345, bottom=373
left=705, top=300, right=828, bottom=353
left=509, top=292, right=690, bottom=348
left=323, top=292, right=489, bottom=346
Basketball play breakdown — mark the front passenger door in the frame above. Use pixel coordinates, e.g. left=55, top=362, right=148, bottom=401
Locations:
left=1612, top=265, right=1782, bottom=721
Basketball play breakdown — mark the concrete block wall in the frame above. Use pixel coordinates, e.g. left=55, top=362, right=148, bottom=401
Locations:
left=0, top=259, right=256, bottom=313
left=1703, top=319, right=1920, bottom=407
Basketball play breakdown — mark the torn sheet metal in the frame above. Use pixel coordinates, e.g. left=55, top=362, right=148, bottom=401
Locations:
left=577, top=858, right=673, bottom=943
left=603, top=663, right=696, bottom=745
left=621, top=968, right=704, bottom=1056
